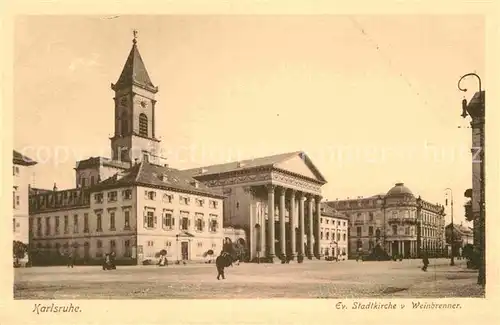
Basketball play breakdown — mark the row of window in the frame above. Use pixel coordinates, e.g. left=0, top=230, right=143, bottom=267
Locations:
left=34, top=210, right=131, bottom=237
left=34, top=239, right=133, bottom=258
left=94, top=189, right=132, bottom=203
left=322, top=247, right=347, bottom=256
left=320, top=218, right=347, bottom=227
left=320, top=231, right=347, bottom=242
left=143, top=190, right=219, bottom=209
left=143, top=210, right=220, bottom=232
left=422, top=212, right=442, bottom=226
left=354, top=225, right=443, bottom=238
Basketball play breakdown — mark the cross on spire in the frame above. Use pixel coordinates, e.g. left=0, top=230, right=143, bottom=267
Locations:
left=133, top=29, right=138, bottom=44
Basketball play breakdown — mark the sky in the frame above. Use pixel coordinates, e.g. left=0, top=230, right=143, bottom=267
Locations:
left=13, top=15, right=484, bottom=225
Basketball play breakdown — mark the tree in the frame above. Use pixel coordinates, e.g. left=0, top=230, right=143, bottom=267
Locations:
left=13, top=241, right=28, bottom=266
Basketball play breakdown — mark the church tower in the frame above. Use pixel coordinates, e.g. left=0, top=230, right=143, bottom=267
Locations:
left=110, top=31, right=161, bottom=165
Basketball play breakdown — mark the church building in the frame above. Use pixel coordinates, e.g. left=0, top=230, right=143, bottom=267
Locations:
left=29, top=33, right=227, bottom=265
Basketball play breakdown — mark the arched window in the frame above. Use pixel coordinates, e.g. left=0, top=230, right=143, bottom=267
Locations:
left=139, top=113, right=148, bottom=137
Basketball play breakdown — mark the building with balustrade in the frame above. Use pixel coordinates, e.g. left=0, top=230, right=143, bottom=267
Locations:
left=183, top=151, right=328, bottom=262
left=326, top=183, right=446, bottom=258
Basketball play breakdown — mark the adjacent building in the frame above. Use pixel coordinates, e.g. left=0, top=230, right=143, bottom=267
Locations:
left=327, top=183, right=446, bottom=258
left=319, top=204, right=348, bottom=260
left=29, top=162, right=226, bottom=265
left=445, top=223, right=474, bottom=256
left=13, top=150, right=37, bottom=249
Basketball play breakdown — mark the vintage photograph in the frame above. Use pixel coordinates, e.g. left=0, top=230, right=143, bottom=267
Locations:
left=12, top=15, right=485, bottom=299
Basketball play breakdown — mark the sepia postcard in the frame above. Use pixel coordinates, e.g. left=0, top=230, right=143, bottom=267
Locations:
left=1, top=1, right=498, bottom=324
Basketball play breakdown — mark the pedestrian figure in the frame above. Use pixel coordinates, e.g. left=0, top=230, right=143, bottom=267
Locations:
left=216, top=251, right=232, bottom=280
left=67, top=250, right=74, bottom=268
left=421, top=251, right=429, bottom=272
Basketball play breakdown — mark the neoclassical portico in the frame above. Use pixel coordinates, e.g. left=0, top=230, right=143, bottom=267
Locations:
left=183, top=151, right=327, bottom=262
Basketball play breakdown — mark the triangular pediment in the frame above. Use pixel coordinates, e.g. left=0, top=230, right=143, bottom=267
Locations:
left=274, top=152, right=327, bottom=183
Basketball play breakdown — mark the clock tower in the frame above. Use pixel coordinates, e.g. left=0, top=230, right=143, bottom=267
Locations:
left=110, top=31, right=162, bottom=165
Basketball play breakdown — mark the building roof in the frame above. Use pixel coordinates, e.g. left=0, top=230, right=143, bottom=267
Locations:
left=386, top=182, right=414, bottom=197
left=446, top=223, right=473, bottom=235
left=111, top=37, right=157, bottom=93
left=75, top=156, right=131, bottom=170
left=94, top=160, right=225, bottom=199
left=13, top=150, right=37, bottom=166
left=183, top=151, right=327, bottom=184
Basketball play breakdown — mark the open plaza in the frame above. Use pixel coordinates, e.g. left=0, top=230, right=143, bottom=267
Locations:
left=14, top=259, right=483, bottom=299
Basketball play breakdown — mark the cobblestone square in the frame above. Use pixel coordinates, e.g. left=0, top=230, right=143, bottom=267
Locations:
left=14, top=259, right=484, bottom=299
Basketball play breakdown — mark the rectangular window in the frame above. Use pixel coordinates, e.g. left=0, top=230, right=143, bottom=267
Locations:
left=54, top=216, right=60, bottom=234
left=356, top=226, right=361, bottom=237
left=195, top=217, right=204, bottom=231
left=124, top=210, right=130, bottom=229
left=122, top=189, right=132, bottom=200
left=94, top=193, right=103, bottom=204
left=337, top=232, right=341, bottom=241
left=368, top=226, right=373, bottom=236
left=343, top=233, right=346, bottom=241
left=369, top=212, right=374, bottom=221
left=90, top=176, right=95, bottom=185
left=64, top=215, right=69, bottom=234
left=181, top=217, right=189, bottom=230
left=45, top=217, right=51, bottom=236
left=110, top=240, right=116, bottom=250
left=96, top=213, right=102, bottom=232
left=36, top=217, right=42, bottom=237
left=163, top=210, right=174, bottom=229
left=163, top=193, right=173, bottom=203
left=145, top=191, right=156, bottom=200
left=73, top=215, right=79, bottom=233
left=209, top=200, right=218, bottom=209
left=124, top=240, right=131, bottom=257
left=107, top=191, right=118, bottom=202
left=196, top=198, right=204, bottom=207
left=392, top=225, right=398, bottom=235
left=83, top=213, right=89, bottom=233
left=145, top=211, right=155, bottom=228
left=13, top=218, right=16, bottom=233
left=109, top=211, right=116, bottom=230
left=179, top=196, right=189, bottom=205
left=209, top=218, right=218, bottom=233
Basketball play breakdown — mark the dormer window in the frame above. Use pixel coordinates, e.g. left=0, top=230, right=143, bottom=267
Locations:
left=161, top=173, right=169, bottom=182
left=190, top=180, right=199, bottom=188
left=107, top=191, right=118, bottom=202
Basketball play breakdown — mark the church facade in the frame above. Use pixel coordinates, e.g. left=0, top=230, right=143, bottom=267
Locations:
left=183, top=152, right=328, bottom=262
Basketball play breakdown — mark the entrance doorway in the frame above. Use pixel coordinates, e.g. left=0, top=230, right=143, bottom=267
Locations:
left=181, top=241, right=189, bottom=260
left=392, top=241, right=399, bottom=256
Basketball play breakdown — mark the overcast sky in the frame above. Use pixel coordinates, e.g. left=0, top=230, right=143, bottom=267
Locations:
left=14, top=15, right=484, bottom=224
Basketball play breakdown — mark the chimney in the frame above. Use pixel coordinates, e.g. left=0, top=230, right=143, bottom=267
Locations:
left=200, top=168, right=208, bottom=174
left=237, top=162, right=245, bottom=168
left=134, top=158, right=139, bottom=165
left=53, top=183, right=58, bottom=191
left=164, top=164, right=169, bottom=168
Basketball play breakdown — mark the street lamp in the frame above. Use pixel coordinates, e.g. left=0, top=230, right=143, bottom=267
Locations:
left=458, top=73, right=485, bottom=286
left=376, top=196, right=386, bottom=252
left=445, top=188, right=454, bottom=266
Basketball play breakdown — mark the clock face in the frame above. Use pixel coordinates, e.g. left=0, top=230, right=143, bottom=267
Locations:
left=140, top=100, right=148, bottom=108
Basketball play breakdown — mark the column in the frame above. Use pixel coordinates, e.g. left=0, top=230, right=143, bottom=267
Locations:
left=307, top=195, right=314, bottom=259
left=266, top=184, right=276, bottom=260
left=279, top=187, right=286, bottom=259
left=298, top=192, right=305, bottom=260
left=260, top=190, right=267, bottom=259
left=315, top=195, right=322, bottom=259
left=289, top=189, right=297, bottom=260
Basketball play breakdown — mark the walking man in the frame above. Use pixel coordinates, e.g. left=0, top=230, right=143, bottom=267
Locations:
left=421, top=250, right=429, bottom=272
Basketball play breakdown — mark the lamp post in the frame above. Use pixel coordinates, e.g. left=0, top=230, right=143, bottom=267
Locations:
left=377, top=196, right=386, bottom=252
left=445, top=188, right=454, bottom=266
left=458, top=72, right=485, bottom=286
